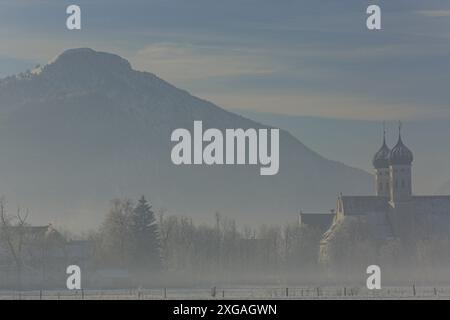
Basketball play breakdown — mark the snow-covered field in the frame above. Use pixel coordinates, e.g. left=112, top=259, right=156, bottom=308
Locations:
left=1, top=286, right=450, bottom=300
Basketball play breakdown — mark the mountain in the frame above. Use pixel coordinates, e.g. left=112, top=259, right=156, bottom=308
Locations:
left=0, top=48, right=372, bottom=230
left=237, top=110, right=450, bottom=195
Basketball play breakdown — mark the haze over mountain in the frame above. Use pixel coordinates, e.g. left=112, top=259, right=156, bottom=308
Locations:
left=0, top=48, right=372, bottom=231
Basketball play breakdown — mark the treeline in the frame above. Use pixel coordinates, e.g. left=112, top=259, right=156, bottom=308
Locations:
left=2, top=195, right=450, bottom=287
left=89, top=197, right=450, bottom=285
left=89, top=197, right=323, bottom=283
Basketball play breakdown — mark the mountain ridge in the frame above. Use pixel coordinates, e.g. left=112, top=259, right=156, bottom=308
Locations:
left=0, top=48, right=372, bottom=230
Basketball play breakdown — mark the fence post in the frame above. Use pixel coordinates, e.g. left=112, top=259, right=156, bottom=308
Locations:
left=434, top=288, right=437, bottom=296
left=344, top=287, right=346, bottom=296
left=316, top=287, right=320, bottom=297
left=412, top=284, right=416, bottom=297
left=222, top=290, right=225, bottom=298
left=39, top=290, right=42, bottom=300
left=285, top=287, right=289, bottom=297
left=164, top=288, right=167, bottom=299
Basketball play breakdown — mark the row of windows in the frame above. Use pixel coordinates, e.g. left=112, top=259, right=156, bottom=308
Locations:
left=378, top=180, right=410, bottom=190
left=377, top=168, right=409, bottom=176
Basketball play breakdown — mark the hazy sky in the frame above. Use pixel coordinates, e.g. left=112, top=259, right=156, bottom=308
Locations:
left=1, top=0, right=450, bottom=121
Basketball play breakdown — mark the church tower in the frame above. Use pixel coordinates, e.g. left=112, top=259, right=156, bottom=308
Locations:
left=388, top=122, right=413, bottom=203
left=372, top=124, right=390, bottom=197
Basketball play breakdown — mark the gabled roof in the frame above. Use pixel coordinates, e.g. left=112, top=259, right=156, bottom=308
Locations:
left=412, top=195, right=450, bottom=215
left=299, top=212, right=335, bottom=233
left=340, top=196, right=389, bottom=216
left=4, top=224, right=65, bottom=243
left=337, top=195, right=450, bottom=238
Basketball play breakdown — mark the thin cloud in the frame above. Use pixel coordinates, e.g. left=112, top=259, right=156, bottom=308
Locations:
left=198, top=92, right=450, bottom=121
left=132, top=43, right=279, bottom=81
left=416, top=10, right=450, bottom=17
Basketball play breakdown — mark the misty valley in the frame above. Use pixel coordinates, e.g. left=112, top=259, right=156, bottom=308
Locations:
left=0, top=48, right=449, bottom=299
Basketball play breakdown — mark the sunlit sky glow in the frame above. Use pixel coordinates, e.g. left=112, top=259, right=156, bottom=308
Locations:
left=1, top=0, right=450, bottom=121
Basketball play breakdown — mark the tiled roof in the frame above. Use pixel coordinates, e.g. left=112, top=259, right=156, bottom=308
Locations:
left=340, top=196, right=389, bottom=215
left=299, top=212, right=335, bottom=233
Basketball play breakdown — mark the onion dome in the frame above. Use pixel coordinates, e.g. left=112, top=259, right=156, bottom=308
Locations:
left=372, top=129, right=390, bottom=169
left=389, top=123, right=413, bottom=165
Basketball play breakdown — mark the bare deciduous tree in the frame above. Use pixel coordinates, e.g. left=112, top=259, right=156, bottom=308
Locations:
left=0, top=198, right=29, bottom=288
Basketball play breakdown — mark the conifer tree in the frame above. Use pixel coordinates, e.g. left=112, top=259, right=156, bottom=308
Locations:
left=131, top=196, right=162, bottom=271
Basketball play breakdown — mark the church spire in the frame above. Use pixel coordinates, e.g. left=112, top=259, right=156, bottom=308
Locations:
left=372, top=122, right=390, bottom=169
left=389, top=121, right=413, bottom=166
left=388, top=121, right=413, bottom=202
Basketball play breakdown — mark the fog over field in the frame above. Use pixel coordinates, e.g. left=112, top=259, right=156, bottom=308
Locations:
left=0, top=1, right=450, bottom=296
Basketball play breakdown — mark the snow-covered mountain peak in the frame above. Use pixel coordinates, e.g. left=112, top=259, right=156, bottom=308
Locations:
left=47, top=48, right=132, bottom=73
left=24, top=48, right=135, bottom=91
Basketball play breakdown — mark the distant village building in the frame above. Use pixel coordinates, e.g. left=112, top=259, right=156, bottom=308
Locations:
left=0, top=224, right=66, bottom=287
left=317, top=124, right=450, bottom=263
left=0, top=224, right=96, bottom=288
